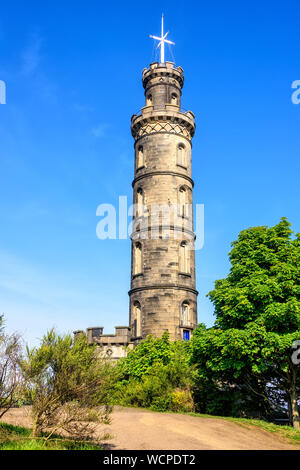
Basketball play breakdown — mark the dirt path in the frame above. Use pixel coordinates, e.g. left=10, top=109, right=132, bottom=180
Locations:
left=2, top=406, right=298, bottom=450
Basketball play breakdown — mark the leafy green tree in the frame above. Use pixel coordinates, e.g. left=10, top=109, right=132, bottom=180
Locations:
left=119, top=332, right=173, bottom=378
left=22, top=330, right=112, bottom=441
left=114, top=333, right=195, bottom=412
left=191, top=219, right=300, bottom=427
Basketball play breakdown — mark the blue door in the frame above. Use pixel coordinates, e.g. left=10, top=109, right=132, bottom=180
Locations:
left=183, top=330, right=190, bottom=341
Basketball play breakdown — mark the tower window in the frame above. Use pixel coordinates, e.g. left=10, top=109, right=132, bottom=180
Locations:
left=134, top=242, right=142, bottom=275
left=178, top=186, right=188, bottom=217
left=179, top=241, right=189, bottom=273
left=146, top=94, right=152, bottom=106
left=136, top=188, right=144, bottom=218
left=181, top=302, right=189, bottom=325
left=183, top=330, right=190, bottom=341
left=176, top=143, right=187, bottom=168
left=137, top=145, right=144, bottom=169
left=132, top=301, right=142, bottom=337
left=171, top=93, right=178, bottom=105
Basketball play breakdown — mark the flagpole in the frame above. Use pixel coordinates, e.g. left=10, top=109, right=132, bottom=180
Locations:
left=161, top=14, right=164, bottom=63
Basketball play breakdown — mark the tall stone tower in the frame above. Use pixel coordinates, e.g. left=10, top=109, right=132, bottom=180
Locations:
left=129, top=60, right=198, bottom=342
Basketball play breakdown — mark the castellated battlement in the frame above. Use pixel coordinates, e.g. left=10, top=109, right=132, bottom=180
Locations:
left=131, top=107, right=195, bottom=142
left=140, top=62, right=186, bottom=113
left=74, top=326, right=133, bottom=360
left=142, top=62, right=184, bottom=90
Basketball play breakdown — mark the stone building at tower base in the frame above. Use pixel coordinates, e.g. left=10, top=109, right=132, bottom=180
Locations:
left=74, top=326, right=134, bottom=361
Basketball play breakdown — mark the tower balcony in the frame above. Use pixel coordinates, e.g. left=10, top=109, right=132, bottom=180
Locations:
left=131, top=105, right=195, bottom=142
left=179, top=320, right=195, bottom=329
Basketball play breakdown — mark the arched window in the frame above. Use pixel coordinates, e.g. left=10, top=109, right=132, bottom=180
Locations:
left=136, top=188, right=144, bottom=217
left=178, top=186, right=187, bottom=217
left=134, top=242, right=142, bottom=275
left=179, top=241, right=189, bottom=273
left=177, top=143, right=187, bottom=168
left=133, top=301, right=142, bottom=337
left=146, top=94, right=152, bottom=106
left=171, top=93, right=178, bottom=105
left=137, top=145, right=144, bottom=169
left=181, top=302, right=189, bottom=325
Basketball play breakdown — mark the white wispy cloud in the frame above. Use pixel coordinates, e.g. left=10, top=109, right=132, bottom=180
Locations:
left=0, top=250, right=126, bottom=347
left=0, top=251, right=76, bottom=304
left=21, top=33, right=43, bottom=77
left=73, top=103, right=94, bottom=113
left=91, top=123, right=109, bottom=138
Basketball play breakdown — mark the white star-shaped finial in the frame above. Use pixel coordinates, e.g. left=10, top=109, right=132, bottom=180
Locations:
left=150, top=14, right=175, bottom=64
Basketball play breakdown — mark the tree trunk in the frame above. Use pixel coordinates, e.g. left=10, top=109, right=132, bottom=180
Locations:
left=290, top=392, right=300, bottom=428
left=290, top=366, right=299, bottom=429
left=287, top=398, right=293, bottom=426
left=31, top=418, right=41, bottom=437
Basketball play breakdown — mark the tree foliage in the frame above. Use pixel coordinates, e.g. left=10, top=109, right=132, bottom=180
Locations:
left=191, top=219, right=300, bottom=426
left=0, top=324, right=23, bottom=419
left=21, top=330, right=112, bottom=441
left=114, top=333, right=195, bottom=412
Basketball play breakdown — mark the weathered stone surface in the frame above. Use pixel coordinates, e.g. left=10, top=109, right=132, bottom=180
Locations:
left=130, top=62, right=198, bottom=342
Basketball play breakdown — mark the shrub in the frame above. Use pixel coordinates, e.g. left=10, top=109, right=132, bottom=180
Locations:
left=113, top=333, right=195, bottom=412
left=171, top=389, right=194, bottom=413
left=21, top=329, right=112, bottom=442
left=0, top=316, right=24, bottom=418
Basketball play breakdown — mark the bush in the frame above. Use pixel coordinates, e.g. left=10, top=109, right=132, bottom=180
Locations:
left=21, top=329, right=112, bottom=442
left=113, top=333, right=195, bottom=412
left=171, top=389, right=194, bottom=413
left=0, top=316, right=24, bottom=418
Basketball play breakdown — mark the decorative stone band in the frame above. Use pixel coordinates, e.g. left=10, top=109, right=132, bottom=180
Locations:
left=131, top=110, right=195, bottom=142
left=128, top=285, right=199, bottom=296
left=132, top=171, right=194, bottom=188
left=132, top=119, right=194, bottom=143
left=130, top=226, right=196, bottom=241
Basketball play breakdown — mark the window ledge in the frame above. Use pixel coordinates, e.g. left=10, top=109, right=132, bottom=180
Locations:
left=176, top=163, right=188, bottom=170
left=179, top=272, right=191, bottom=277
left=133, top=273, right=144, bottom=279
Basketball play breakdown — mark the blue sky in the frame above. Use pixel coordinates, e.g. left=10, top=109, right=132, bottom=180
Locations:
left=0, top=1, right=299, bottom=346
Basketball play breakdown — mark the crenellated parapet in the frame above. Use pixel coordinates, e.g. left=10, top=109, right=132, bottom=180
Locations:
left=142, top=62, right=184, bottom=109
left=131, top=107, right=195, bottom=143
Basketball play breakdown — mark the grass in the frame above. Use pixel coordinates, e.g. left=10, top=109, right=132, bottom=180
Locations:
left=0, top=422, right=103, bottom=450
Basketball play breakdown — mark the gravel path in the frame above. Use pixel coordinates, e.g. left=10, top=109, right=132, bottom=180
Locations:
left=2, top=406, right=298, bottom=450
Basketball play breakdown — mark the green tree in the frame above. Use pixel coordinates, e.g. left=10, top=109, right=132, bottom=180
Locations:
left=115, top=333, right=195, bottom=412
left=119, top=332, right=173, bottom=378
left=22, top=330, right=112, bottom=441
left=191, top=219, right=300, bottom=427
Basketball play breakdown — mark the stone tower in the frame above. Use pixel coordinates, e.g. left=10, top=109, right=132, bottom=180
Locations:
left=129, top=61, right=198, bottom=342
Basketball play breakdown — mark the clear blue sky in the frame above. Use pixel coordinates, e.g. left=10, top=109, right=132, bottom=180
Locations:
left=0, top=1, right=299, bottom=346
